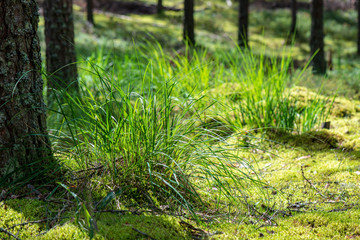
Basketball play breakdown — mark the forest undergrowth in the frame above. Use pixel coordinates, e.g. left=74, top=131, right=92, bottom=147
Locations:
left=1, top=2, right=360, bottom=239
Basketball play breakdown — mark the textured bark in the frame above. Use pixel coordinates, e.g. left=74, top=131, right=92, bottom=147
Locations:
left=87, top=0, right=95, bottom=25
left=183, top=0, right=195, bottom=46
left=238, top=0, right=249, bottom=48
left=358, top=0, right=360, bottom=55
left=0, top=0, right=53, bottom=178
left=157, top=0, right=164, bottom=15
left=310, top=0, right=326, bottom=74
left=44, top=0, right=78, bottom=98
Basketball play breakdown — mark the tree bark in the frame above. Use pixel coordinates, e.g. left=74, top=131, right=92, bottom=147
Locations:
left=238, top=0, right=249, bottom=48
left=358, top=0, right=360, bottom=55
left=44, top=0, right=78, bottom=99
left=0, top=0, right=53, bottom=179
left=310, top=0, right=326, bottom=74
left=157, top=0, right=164, bottom=15
left=289, top=0, right=297, bottom=41
left=87, top=0, right=95, bottom=25
left=183, top=0, right=195, bottom=46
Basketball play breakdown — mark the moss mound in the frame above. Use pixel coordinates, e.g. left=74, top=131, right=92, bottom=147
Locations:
left=289, top=87, right=357, bottom=118
left=267, top=129, right=344, bottom=150
left=0, top=200, right=42, bottom=239
left=0, top=199, right=188, bottom=240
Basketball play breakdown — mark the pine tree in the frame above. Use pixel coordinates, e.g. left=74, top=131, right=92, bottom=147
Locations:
left=310, top=0, right=326, bottom=74
left=0, top=0, right=53, bottom=180
left=44, top=0, right=79, bottom=99
left=184, top=0, right=195, bottom=46
left=87, top=0, right=95, bottom=25
left=288, top=0, right=297, bottom=42
left=238, top=0, right=249, bottom=48
left=357, top=0, right=360, bottom=55
left=157, top=0, right=164, bottom=15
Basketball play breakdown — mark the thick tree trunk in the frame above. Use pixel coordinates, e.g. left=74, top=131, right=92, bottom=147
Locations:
left=358, top=0, right=360, bottom=55
left=44, top=0, right=78, bottom=99
left=87, top=0, right=95, bottom=25
left=183, top=0, right=195, bottom=46
left=0, top=0, right=53, bottom=179
left=289, top=0, right=297, bottom=40
left=157, top=0, right=164, bottom=15
left=238, top=0, right=249, bottom=48
left=310, top=0, right=326, bottom=74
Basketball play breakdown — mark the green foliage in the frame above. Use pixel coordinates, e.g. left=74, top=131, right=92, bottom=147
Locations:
left=29, top=3, right=360, bottom=239
left=49, top=49, right=263, bottom=220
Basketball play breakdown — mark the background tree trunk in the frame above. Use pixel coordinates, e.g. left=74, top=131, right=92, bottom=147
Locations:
left=87, top=0, right=95, bottom=25
left=157, top=0, right=164, bottom=15
left=238, top=0, right=249, bottom=48
left=288, top=0, right=297, bottom=42
left=0, top=0, right=53, bottom=179
left=310, top=0, right=326, bottom=74
left=44, top=0, right=79, bottom=98
left=184, top=0, right=195, bottom=46
left=358, top=0, right=360, bottom=55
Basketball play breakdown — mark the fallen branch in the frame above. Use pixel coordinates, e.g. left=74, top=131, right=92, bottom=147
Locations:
left=0, top=228, right=21, bottom=240
left=301, top=166, right=327, bottom=199
left=95, top=209, right=146, bottom=215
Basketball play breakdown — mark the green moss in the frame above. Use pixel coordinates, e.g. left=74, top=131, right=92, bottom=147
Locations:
left=96, top=213, right=188, bottom=239
left=0, top=200, right=42, bottom=239
left=342, top=138, right=360, bottom=151
left=207, top=83, right=243, bottom=101
left=331, top=97, right=357, bottom=117
left=267, top=129, right=344, bottom=151
left=5, top=199, right=47, bottom=219
left=288, top=87, right=358, bottom=118
left=37, top=224, right=90, bottom=240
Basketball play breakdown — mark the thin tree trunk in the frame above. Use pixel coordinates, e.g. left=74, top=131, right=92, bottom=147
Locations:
left=157, top=0, right=164, bottom=15
left=288, top=0, right=297, bottom=42
left=184, top=0, right=195, bottom=46
left=310, top=0, right=326, bottom=74
left=358, top=0, right=360, bottom=55
left=87, top=0, right=95, bottom=25
left=44, top=0, right=79, bottom=99
left=0, top=0, right=53, bottom=179
left=238, top=0, right=249, bottom=48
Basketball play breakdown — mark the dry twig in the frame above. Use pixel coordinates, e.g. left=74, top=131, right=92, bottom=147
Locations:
left=0, top=228, right=21, bottom=240
left=301, top=166, right=327, bottom=199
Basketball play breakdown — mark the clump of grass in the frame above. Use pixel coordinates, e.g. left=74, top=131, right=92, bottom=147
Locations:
left=234, top=48, right=333, bottom=133
left=49, top=56, right=263, bottom=218
left=136, top=42, right=332, bottom=134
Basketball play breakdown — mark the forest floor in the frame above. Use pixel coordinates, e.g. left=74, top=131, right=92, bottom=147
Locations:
left=1, top=0, right=360, bottom=239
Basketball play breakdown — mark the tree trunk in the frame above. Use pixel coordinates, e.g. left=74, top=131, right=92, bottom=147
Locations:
left=288, top=0, right=297, bottom=41
left=0, top=0, right=53, bottom=179
left=358, top=0, right=360, bottom=55
left=87, top=0, right=95, bottom=25
left=157, top=0, right=164, bottom=15
left=44, top=0, right=79, bottom=99
left=238, top=0, right=249, bottom=48
left=310, top=0, right=326, bottom=74
left=184, top=0, right=195, bottom=46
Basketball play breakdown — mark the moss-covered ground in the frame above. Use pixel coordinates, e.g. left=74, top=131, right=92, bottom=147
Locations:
left=2, top=1, right=360, bottom=239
